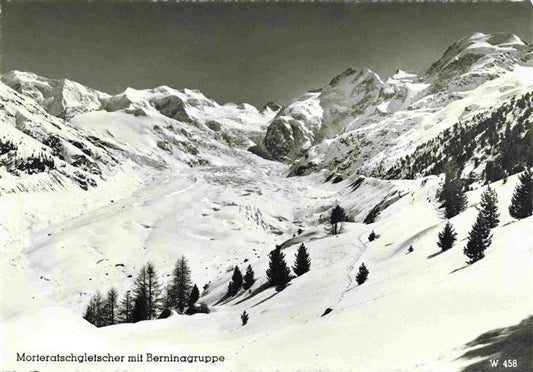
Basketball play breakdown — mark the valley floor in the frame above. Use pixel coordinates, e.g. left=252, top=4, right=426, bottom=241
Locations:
left=1, top=155, right=532, bottom=371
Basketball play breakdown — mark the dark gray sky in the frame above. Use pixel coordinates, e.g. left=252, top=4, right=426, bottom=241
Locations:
left=2, top=2, right=531, bottom=107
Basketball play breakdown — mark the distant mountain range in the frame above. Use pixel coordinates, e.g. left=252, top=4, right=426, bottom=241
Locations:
left=1, top=32, right=531, bottom=194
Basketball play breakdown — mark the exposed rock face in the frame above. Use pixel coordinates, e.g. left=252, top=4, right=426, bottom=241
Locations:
left=264, top=92, right=323, bottom=162
left=264, top=68, right=386, bottom=163
left=263, top=101, right=282, bottom=112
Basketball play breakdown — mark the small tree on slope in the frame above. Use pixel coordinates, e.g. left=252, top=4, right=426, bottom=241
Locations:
left=227, top=266, right=243, bottom=297
left=441, top=178, right=468, bottom=218
left=189, top=284, right=200, bottom=308
left=243, top=265, right=255, bottom=290
left=266, top=246, right=291, bottom=292
left=509, top=169, right=533, bottom=219
left=437, top=221, right=458, bottom=252
left=356, top=264, right=369, bottom=285
left=241, top=310, right=249, bottom=326
left=330, top=205, right=346, bottom=235
left=464, top=212, right=492, bottom=264
left=479, top=186, right=500, bottom=228
left=293, top=243, right=311, bottom=277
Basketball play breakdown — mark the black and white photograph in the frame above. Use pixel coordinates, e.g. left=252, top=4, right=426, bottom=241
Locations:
left=0, top=0, right=532, bottom=371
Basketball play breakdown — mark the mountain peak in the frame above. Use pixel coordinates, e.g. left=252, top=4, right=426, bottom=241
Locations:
left=462, top=32, right=526, bottom=47
left=263, top=101, right=282, bottom=112
left=1, top=70, right=109, bottom=120
left=424, top=31, right=527, bottom=82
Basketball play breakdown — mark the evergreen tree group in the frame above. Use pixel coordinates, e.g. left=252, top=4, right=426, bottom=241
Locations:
left=83, top=256, right=206, bottom=327
left=437, top=221, right=457, bottom=252
left=509, top=169, right=532, bottom=219
left=266, top=246, right=291, bottom=292
left=293, top=243, right=311, bottom=277
left=83, top=287, right=121, bottom=327
left=464, top=212, right=492, bottom=264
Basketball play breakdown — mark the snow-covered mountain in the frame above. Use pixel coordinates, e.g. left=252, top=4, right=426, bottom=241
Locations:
left=1, top=32, right=532, bottom=372
left=1, top=70, right=111, bottom=120
left=263, top=32, right=532, bottom=180
left=0, top=72, right=279, bottom=194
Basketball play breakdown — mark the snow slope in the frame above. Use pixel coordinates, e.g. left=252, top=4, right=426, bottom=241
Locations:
left=1, top=31, right=532, bottom=372
left=2, top=159, right=531, bottom=370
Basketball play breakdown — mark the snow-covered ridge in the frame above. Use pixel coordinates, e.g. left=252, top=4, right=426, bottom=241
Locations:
left=263, top=32, right=532, bottom=176
left=1, top=70, right=110, bottom=120
left=0, top=71, right=281, bottom=194
left=1, top=70, right=279, bottom=133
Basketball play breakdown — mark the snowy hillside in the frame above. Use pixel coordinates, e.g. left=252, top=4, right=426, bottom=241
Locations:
left=1, top=31, right=532, bottom=372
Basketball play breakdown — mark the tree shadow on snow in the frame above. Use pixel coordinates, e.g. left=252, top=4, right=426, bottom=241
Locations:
left=457, top=316, right=532, bottom=372
left=214, top=282, right=277, bottom=308
left=427, top=250, right=445, bottom=259
left=449, top=264, right=470, bottom=274
left=234, top=282, right=273, bottom=305
left=251, top=292, right=279, bottom=308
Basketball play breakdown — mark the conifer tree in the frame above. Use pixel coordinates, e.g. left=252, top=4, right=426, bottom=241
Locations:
left=356, top=263, right=369, bottom=285
left=243, top=265, right=255, bottom=290
left=145, top=263, right=162, bottom=320
left=132, top=265, right=148, bottom=319
left=169, top=256, right=192, bottom=313
left=118, top=290, right=133, bottom=323
left=84, top=291, right=106, bottom=327
left=330, top=205, right=346, bottom=235
left=132, top=291, right=149, bottom=322
left=105, top=287, right=119, bottom=326
left=266, top=246, right=291, bottom=292
left=437, top=221, right=458, bottom=252
left=227, top=281, right=236, bottom=299
left=164, top=282, right=173, bottom=309
left=83, top=297, right=96, bottom=326
left=227, top=266, right=243, bottom=297
left=368, top=230, right=376, bottom=242
left=464, top=212, right=492, bottom=264
left=479, top=186, right=500, bottom=228
left=441, top=178, right=468, bottom=218
left=509, top=169, right=533, bottom=219
left=293, top=243, right=311, bottom=276
left=93, top=291, right=105, bottom=327
left=189, top=284, right=200, bottom=308
left=241, top=310, right=249, bottom=326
